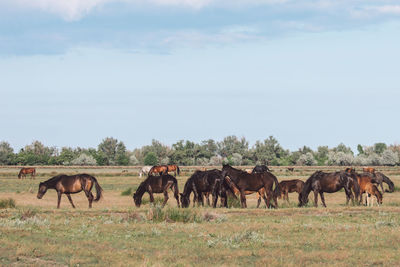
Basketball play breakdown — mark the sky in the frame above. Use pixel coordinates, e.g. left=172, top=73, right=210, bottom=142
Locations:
left=1, top=0, right=400, bottom=152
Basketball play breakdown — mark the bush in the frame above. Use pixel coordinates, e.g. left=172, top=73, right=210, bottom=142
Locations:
left=121, top=188, right=133, bottom=196
left=144, top=152, right=158, bottom=165
left=381, top=149, right=399, bottom=166
left=327, top=152, right=354, bottom=166
left=297, top=152, right=317, bottom=166
left=129, top=155, right=139, bottom=165
left=71, top=153, right=97, bottom=166
left=0, top=198, right=16, bottom=209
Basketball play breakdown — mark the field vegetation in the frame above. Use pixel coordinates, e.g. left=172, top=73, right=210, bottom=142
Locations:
left=1, top=166, right=400, bottom=266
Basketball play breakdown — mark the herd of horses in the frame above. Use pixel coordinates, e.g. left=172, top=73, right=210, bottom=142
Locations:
left=30, top=164, right=395, bottom=209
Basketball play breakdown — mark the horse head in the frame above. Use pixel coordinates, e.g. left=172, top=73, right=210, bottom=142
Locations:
left=179, top=193, right=190, bottom=208
left=37, top=182, right=48, bottom=199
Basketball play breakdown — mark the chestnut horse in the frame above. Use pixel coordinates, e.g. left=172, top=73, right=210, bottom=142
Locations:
left=221, top=164, right=280, bottom=208
left=148, top=165, right=168, bottom=176
left=365, top=183, right=383, bottom=206
left=227, top=183, right=266, bottom=208
left=37, top=174, right=103, bottom=208
left=133, top=174, right=180, bottom=207
left=299, top=171, right=360, bottom=207
left=18, top=167, right=36, bottom=179
left=167, top=164, right=180, bottom=176
left=356, top=175, right=383, bottom=205
left=275, top=179, right=304, bottom=203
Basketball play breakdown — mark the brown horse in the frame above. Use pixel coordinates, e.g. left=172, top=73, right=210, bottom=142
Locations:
left=167, top=164, right=180, bottom=176
left=221, top=164, right=280, bottom=208
left=18, top=167, right=36, bottom=179
left=133, top=174, right=180, bottom=207
left=37, top=174, right=103, bottom=208
left=365, top=183, right=383, bottom=206
left=299, top=171, right=360, bottom=207
left=148, top=165, right=168, bottom=176
left=350, top=171, right=383, bottom=205
left=275, top=179, right=304, bottom=203
left=363, top=167, right=375, bottom=174
left=228, top=183, right=266, bottom=208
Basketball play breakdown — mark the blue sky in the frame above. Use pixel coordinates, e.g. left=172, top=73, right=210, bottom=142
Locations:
left=1, top=0, right=400, bottom=151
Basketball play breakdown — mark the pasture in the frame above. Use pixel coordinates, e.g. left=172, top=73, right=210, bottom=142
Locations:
left=1, top=166, right=400, bottom=266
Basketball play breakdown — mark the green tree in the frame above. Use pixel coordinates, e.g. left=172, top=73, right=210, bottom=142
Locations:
left=253, top=136, right=288, bottom=165
left=98, top=137, right=128, bottom=165
left=0, top=141, right=14, bottom=165
left=357, top=144, right=364, bottom=155
left=144, top=152, right=158, bottom=165
left=374, top=143, right=387, bottom=155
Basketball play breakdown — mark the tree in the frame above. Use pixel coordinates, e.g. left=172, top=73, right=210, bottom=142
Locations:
left=253, top=136, right=288, bottom=165
left=144, top=152, right=158, bottom=165
left=327, top=152, right=354, bottom=166
left=15, top=141, right=56, bottom=165
left=381, top=149, right=398, bottom=166
left=217, top=136, right=248, bottom=158
left=98, top=137, right=129, bottom=165
left=374, top=143, right=387, bottom=155
left=0, top=141, right=14, bottom=165
left=357, top=144, right=364, bottom=155
left=71, top=154, right=97, bottom=166
left=315, top=146, right=329, bottom=165
left=297, top=152, right=317, bottom=166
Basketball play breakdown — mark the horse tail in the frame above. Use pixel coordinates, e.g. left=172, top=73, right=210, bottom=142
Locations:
left=177, top=166, right=180, bottom=176
left=351, top=174, right=361, bottom=201
left=271, top=174, right=281, bottom=198
left=381, top=173, right=395, bottom=193
left=91, top=176, right=104, bottom=201
left=18, top=169, right=22, bottom=179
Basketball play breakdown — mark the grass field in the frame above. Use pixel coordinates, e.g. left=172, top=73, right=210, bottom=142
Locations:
left=1, top=166, right=400, bottom=266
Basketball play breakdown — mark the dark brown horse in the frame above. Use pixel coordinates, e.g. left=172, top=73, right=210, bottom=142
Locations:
left=37, top=174, right=103, bottom=208
left=221, top=164, right=280, bottom=208
left=167, top=164, right=180, bottom=176
left=18, top=167, right=36, bottom=179
left=148, top=165, right=169, bottom=176
left=133, top=174, right=180, bottom=207
left=252, top=165, right=270, bottom=174
left=275, top=179, right=304, bottom=203
left=298, top=171, right=360, bottom=207
left=180, top=169, right=232, bottom=208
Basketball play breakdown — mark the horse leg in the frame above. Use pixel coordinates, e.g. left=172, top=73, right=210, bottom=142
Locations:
left=57, top=191, right=62, bottom=208
left=286, top=191, right=290, bottom=203
left=83, top=189, right=94, bottom=208
left=206, top=192, right=211, bottom=206
left=319, top=192, right=326, bottom=208
left=239, top=190, right=247, bottom=208
left=170, top=185, right=180, bottom=208
left=380, top=182, right=384, bottom=195
left=66, top=193, right=76, bottom=208
left=344, top=187, right=354, bottom=206
left=256, top=192, right=261, bottom=208
left=313, top=190, right=319, bottom=207
left=162, top=190, right=169, bottom=207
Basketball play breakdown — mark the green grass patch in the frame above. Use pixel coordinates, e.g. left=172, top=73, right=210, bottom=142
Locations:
left=0, top=198, right=16, bottom=209
left=121, top=187, right=133, bottom=196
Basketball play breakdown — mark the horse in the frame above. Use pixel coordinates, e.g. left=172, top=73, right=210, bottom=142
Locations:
left=18, top=167, right=36, bottom=179
left=298, top=171, right=360, bottom=207
left=363, top=167, right=375, bottom=174
left=180, top=169, right=232, bottom=208
left=275, top=179, right=304, bottom=203
left=37, top=174, right=103, bottom=208
left=139, top=166, right=152, bottom=177
left=352, top=173, right=383, bottom=205
left=221, top=164, right=280, bottom=208
left=361, top=171, right=394, bottom=193
left=148, top=165, right=169, bottom=176
left=226, top=182, right=266, bottom=208
left=167, top=164, right=180, bottom=176
left=365, top=183, right=383, bottom=206
left=252, top=165, right=271, bottom=174
left=287, top=167, right=295, bottom=172
left=133, top=174, right=180, bottom=208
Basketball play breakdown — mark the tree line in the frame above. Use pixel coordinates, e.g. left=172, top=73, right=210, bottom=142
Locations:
left=0, top=136, right=399, bottom=166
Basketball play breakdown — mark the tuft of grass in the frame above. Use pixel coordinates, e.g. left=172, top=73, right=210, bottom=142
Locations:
left=19, top=208, right=37, bottom=220
left=141, top=197, right=164, bottom=206
left=146, top=205, right=203, bottom=223
left=227, top=196, right=241, bottom=208
left=0, top=198, right=16, bottom=209
left=121, top=187, right=133, bottom=196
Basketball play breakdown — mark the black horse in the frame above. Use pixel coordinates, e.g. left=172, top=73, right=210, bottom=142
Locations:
left=252, top=165, right=270, bottom=174
left=37, top=174, right=103, bottom=208
left=298, top=171, right=360, bottom=207
left=133, top=174, right=180, bottom=207
left=180, top=169, right=233, bottom=208
left=221, top=164, right=280, bottom=208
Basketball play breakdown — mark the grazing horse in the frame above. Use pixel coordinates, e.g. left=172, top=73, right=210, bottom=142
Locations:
left=139, top=166, right=152, bottom=178
left=298, top=171, right=360, bottom=207
left=133, top=174, right=180, bottom=207
left=221, top=164, right=280, bottom=208
left=180, top=169, right=231, bottom=208
left=252, top=165, right=271, bottom=174
left=167, top=164, right=180, bottom=176
left=275, top=179, right=304, bottom=203
left=37, top=174, right=103, bottom=208
left=148, top=165, right=169, bottom=176
left=287, top=167, right=295, bottom=172
left=352, top=173, right=383, bottom=205
left=227, top=183, right=266, bottom=208
left=361, top=171, right=394, bottom=193
left=18, top=167, right=36, bottom=179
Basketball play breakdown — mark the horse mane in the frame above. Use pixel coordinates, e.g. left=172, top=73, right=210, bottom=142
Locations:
left=223, top=165, right=248, bottom=175
left=42, top=175, right=65, bottom=188
left=135, top=181, right=147, bottom=198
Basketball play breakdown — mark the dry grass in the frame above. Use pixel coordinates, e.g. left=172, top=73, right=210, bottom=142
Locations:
left=1, top=166, right=400, bottom=266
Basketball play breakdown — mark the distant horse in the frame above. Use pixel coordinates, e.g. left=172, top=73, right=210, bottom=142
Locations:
left=275, top=179, right=304, bottom=203
left=133, top=174, right=180, bottom=207
left=148, top=165, right=169, bottom=176
left=37, top=174, right=103, bottom=208
left=252, top=165, right=271, bottom=174
left=167, top=164, right=180, bottom=176
left=139, top=166, right=152, bottom=177
left=287, top=168, right=295, bottom=172
left=221, top=164, right=280, bottom=208
left=298, top=171, right=360, bottom=207
left=180, top=169, right=232, bottom=208
left=18, top=167, right=36, bottom=179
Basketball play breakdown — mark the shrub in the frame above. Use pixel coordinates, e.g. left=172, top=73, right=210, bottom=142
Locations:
left=381, top=149, right=399, bottom=166
left=144, top=152, right=158, bottom=165
left=209, top=155, right=223, bottom=166
left=129, top=155, right=139, bottom=165
left=121, top=188, right=133, bottom=196
left=196, top=157, right=210, bottom=166
left=71, top=153, right=97, bottom=166
left=0, top=198, right=16, bottom=209
left=327, top=152, right=354, bottom=166
left=297, top=152, right=317, bottom=166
